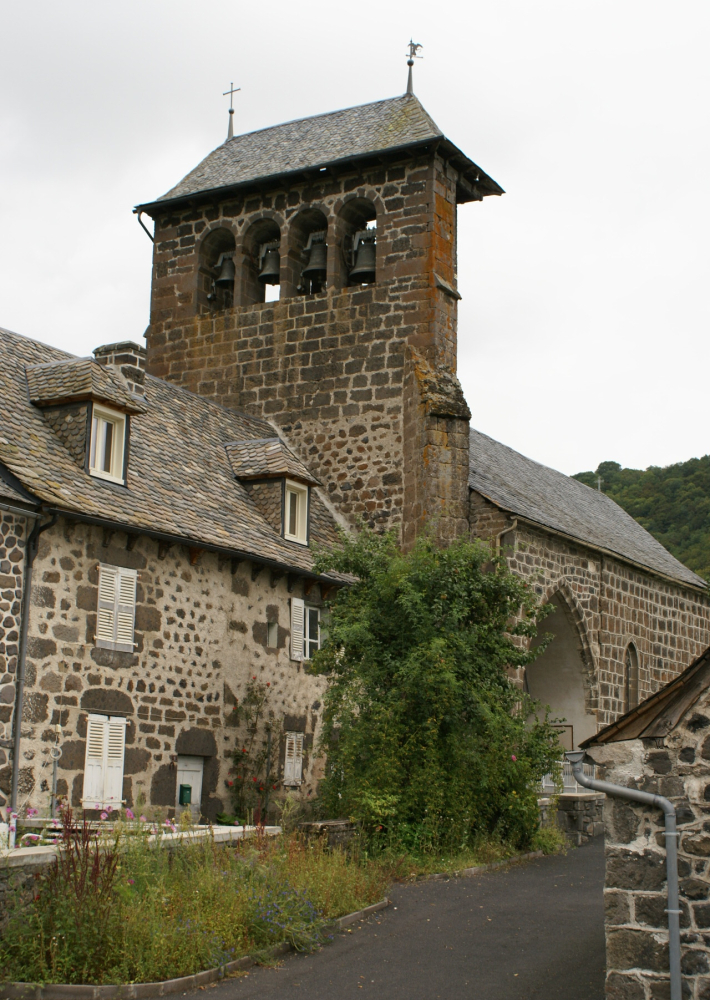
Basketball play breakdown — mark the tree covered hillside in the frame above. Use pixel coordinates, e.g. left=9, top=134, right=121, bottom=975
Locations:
left=574, top=457, right=710, bottom=584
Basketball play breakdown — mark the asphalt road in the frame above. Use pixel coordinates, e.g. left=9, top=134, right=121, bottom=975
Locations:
left=194, top=838, right=605, bottom=1000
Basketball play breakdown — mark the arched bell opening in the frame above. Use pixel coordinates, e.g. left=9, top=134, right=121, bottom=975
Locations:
left=525, top=591, right=598, bottom=750
left=335, top=198, right=377, bottom=289
left=285, top=208, right=330, bottom=298
left=239, top=218, right=282, bottom=306
left=624, top=642, right=640, bottom=712
left=197, top=228, right=237, bottom=314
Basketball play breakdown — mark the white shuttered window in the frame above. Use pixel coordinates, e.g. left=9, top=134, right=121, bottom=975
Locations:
left=96, top=564, right=137, bottom=652
left=82, top=714, right=127, bottom=809
left=290, top=597, right=305, bottom=661
left=283, top=732, right=304, bottom=786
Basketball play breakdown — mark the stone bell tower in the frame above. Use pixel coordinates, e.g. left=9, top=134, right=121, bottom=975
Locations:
left=137, top=89, right=502, bottom=547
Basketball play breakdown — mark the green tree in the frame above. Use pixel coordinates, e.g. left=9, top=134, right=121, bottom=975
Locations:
left=311, top=530, right=561, bottom=853
left=574, top=456, right=710, bottom=582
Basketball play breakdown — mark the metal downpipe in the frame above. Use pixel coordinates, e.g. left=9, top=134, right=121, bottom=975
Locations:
left=566, top=750, right=681, bottom=1000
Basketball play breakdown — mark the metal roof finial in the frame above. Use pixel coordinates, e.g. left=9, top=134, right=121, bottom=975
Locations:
left=223, top=81, right=241, bottom=141
left=406, top=40, right=423, bottom=95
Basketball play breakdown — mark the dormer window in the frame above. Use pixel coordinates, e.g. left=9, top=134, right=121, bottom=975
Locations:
left=284, top=480, right=308, bottom=544
left=89, top=404, right=126, bottom=484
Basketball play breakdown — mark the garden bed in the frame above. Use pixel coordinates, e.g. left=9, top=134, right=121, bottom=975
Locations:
left=0, top=814, right=389, bottom=989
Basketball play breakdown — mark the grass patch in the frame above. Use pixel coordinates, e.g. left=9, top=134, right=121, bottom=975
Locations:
left=0, top=814, right=388, bottom=986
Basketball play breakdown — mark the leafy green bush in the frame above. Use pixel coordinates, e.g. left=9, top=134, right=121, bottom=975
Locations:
left=312, top=530, right=562, bottom=853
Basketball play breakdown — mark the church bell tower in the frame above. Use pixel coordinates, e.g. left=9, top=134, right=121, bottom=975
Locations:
left=136, top=86, right=503, bottom=547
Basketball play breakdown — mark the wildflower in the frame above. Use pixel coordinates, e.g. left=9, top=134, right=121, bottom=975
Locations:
left=511, top=755, right=517, bottom=761
left=127, top=878, right=135, bottom=885
left=107, top=805, right=113, bottom=813
left=140, top=815, right=147, bottom=823
left=100, top=811, right=108, bottom=820
left=94, top=803, right=101, bottom=810
left=125, top=808, right=135, bottom=820
left=26, top=807, right=38, bottom=817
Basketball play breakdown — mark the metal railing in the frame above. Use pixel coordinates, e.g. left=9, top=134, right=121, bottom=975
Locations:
left=540, top=758, right=597, bottom=794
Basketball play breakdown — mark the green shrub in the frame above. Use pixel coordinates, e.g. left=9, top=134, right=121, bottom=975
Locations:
left=312, top=530, right=562, bottom=853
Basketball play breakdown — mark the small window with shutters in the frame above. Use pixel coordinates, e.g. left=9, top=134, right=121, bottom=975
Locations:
left=96, top=564, right=137, bottom=652
left=283, top=731, right=304, bottom=786
left=290, top=598, right=321, bottom=661
left=82, top=713, right=127, bottom=809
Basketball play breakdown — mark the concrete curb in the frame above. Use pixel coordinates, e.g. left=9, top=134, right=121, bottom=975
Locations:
left=0, top=898, right=391, bottom=999
left=419, top=849, right=545, bottom=881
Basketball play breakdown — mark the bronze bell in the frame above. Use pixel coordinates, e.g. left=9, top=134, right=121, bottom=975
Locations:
left=258, top=247, right=281, bottom=284
left=214, top=255, right=235, bottom=288
left=350, top=237, right=376, bottom=284
left=302, top=240, right=327, bottom=282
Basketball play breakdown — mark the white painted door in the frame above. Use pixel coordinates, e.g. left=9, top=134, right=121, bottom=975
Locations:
left=175, top=755, right=204, bottom=821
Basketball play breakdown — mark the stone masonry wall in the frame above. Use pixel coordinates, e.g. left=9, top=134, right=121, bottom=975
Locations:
left=0, top=516, right=326, bottom=820
left=470, top=492, right=710, bottom=728
left=589, top=719, right=710, bottom=1000
left=0, top=510, right=28, bottom=810
left=145, top=151, right=472, bottom=546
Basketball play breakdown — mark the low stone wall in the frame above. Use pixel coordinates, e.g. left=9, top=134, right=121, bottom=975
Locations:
left=556, top=792, right=605, bottom=846
left=299, top=820, right=358, bottom=851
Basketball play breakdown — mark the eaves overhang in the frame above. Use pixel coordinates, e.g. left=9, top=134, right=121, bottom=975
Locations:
left=134, top=137, right=504, bottom=219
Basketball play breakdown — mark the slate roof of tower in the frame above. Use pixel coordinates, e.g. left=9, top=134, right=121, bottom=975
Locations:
left=138, top=95, right=503, bottom=210
left=0, top=327, right=340, bottom=577
left=469, top=428, right=707, bottom=589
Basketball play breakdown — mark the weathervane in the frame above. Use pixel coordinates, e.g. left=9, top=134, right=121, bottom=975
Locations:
left=406, top=40, right=423, bottom=95
left=223, top=81, right=241, bottom=141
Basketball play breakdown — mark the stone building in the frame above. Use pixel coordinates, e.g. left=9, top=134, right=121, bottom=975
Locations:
left=582, top=646, right=710, bottom=999
left=0, top=85, right=708, bottom=819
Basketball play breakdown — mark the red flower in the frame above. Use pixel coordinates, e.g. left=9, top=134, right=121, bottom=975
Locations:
left=252, top=675, right=257, bottom=681
left=253, top=777, right=257, bottom=782
left=266, top=682, right=270, bottom=687
left=227, top=780, right=234, bottom=786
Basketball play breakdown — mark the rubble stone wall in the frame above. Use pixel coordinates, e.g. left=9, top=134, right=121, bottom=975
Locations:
left=0, top=516, right=326, bottom=819
left=470, top=492, right=710, bottom=727
left=590, top=719, right=710, bottom=1000
left=0, top=510, right=28, bottom=810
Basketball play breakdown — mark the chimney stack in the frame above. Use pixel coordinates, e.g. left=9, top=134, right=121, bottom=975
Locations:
left=93, top=341, right=146, bottom=396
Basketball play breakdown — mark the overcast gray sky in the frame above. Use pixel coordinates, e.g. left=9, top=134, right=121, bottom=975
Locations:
left=1, top=0, right=708, bottom=476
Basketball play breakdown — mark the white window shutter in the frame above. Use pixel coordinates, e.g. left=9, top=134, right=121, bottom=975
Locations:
left=284, top=732, right=304, bottom=785
left=96, top=565, right=136, bottom=652
left=104, top=718, right=127, bottom=806
left=96, top=566, right=117, bottom=648
left=290, top=598, right=305, bottom=660
left=82, top=715, right=107, bottom=806
left=115, top=570, right=137, bottom=652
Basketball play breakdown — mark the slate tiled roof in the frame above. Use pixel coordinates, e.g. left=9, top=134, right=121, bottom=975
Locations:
left=469, top=428, right=706, bottom=589
left=0, top=327, right=341, bottom=577
left=26, top=358, right=147, bottom=414
left=225, top=438, right=321, bottom=486
left=581, top=646, right=710, bottom=746
left=139, top=95, right=503, bottom=210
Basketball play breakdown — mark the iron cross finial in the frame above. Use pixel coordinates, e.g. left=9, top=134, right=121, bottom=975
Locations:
left=406, top=41, right=423, bottom=95
left=223, top=81, right=241, bottom=141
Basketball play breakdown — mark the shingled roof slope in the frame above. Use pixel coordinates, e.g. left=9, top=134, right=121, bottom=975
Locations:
left=0, top=327, right=339, bottom=576
left=26, top=357, right=147, bottom=413
left=469, top=428, right=706, bottom=589
left=225, top=438, right=320, bottom=486
left=580, top=645, right=710, bottom=746
left=140, top=95, right=502, bottom=209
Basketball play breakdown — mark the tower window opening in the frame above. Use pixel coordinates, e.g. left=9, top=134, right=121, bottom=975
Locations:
left=298, top=231, right=327, bottom=295
left=197, top=227, right=236, bottom=314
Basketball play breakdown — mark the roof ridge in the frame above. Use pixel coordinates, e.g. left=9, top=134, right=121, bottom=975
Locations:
left=220, top=94, right=441, bottom=147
